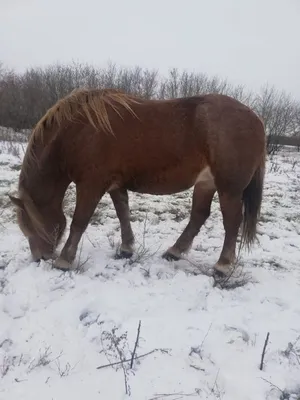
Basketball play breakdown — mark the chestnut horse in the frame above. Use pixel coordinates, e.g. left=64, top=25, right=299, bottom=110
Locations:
left=9, top=88, right=266, bottom=276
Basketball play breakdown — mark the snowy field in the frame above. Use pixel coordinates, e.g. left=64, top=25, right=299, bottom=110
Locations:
left=0, top=140, right=299, bottom=400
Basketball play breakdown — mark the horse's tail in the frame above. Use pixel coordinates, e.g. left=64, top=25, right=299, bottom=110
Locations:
left=240, top=156, right=265, bottom=251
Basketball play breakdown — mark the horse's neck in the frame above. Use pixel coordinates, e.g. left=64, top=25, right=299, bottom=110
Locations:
left=21, top=141, right=68, bottom=207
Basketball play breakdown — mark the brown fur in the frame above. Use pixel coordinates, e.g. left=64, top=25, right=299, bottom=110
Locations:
left=10, top=88, right=266, bottom=275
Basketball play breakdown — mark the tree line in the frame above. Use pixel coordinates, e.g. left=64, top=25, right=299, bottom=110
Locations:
left=0, top=60, right=299, bottom=154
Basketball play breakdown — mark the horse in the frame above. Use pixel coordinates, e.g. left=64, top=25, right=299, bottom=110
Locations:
left=9, top=88, right=266, bottom=276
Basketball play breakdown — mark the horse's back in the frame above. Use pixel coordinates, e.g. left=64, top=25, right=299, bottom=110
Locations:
left=52, top=92, right=265, bottom=193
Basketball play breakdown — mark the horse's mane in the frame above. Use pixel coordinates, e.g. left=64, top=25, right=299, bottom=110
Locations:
left=20, top=88, right=140, bottom=189
left=32, top=88, right=140, bottom=143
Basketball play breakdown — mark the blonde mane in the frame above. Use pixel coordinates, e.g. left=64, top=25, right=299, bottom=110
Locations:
left=20, top=88, right=141, bottom=187
left=16, top=188, right=54, bottom=245
left=32, top=88, right=140, bottom=142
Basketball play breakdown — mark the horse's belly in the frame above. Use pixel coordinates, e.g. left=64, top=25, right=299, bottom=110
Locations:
left=125, top=168, right=198, bottom=195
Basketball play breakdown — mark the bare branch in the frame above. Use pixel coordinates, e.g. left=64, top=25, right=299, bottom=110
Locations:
left=96, top=348, right=169, bottom=370
left=130, top=320, right=141, bottom=368
left=259, top=332, right=270, bottom=370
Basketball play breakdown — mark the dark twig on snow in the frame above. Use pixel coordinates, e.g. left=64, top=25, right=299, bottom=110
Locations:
left=130, top=320, right=141, bottom=369
left=259, top=332, right=270, bottom=370
left=96, top=348, right=169, bottom=370
left=262, top=376, right=300, bottom=399
left=199, top=322, right=212, bottom=351
left=260, top=378, right=285, bottom=395
left=189, top=322, right=212, bottom=360
left=149, top=391, right=199, bottom=400
left=107, top=329, right=130, bottom=395
left=210, top=368, right=222, bottom=398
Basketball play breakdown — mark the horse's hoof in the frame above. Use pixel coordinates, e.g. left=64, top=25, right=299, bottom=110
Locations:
left=213, top=269, right=226, bottom=279
left=114, top=250, right=133, bottom=260
left=213, top=263, right=232, bottom=279
left=53, top=257, right=72, bottom=271
left=162, top=251, right=180, bottom=262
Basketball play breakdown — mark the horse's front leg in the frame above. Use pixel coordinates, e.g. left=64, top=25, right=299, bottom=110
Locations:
left=54, top=182, right=105, bottom=270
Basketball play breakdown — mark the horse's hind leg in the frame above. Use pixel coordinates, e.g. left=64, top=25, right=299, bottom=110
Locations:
left=163, top=182, right=216, bottom=261
left=54, top=182, right=105, bottom=270
left=109, top=188, right=135, bottom=258
left=213, top=192, right=243, bottom=277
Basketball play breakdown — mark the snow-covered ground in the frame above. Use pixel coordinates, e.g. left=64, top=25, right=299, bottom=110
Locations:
left=0, top=141, right=299, bottom=400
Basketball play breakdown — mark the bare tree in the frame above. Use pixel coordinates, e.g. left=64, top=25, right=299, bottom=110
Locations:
left=140, top=69, right=159, bottom=99
left=164, top=68, right=180, bottom=98
left=253, top=84, right=298, bottom=155
left=291, top=104, right=300, bottom=151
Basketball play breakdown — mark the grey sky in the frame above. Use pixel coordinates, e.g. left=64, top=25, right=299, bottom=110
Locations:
left=1, top=0, right=300, bottom=98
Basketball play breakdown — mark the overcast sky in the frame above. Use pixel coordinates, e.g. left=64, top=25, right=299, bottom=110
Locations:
left=1, top=0, right=300, bottom=98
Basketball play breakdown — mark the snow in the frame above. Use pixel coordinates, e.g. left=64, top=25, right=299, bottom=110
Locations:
left=0, top=141, right=300, bottom=400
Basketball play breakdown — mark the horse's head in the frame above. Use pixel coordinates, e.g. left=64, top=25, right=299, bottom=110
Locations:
left=9, top=191, right=66, bottom=262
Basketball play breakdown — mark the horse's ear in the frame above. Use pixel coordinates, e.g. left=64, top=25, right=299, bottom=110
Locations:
left=8, top=195, right=24, bottom=209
